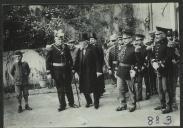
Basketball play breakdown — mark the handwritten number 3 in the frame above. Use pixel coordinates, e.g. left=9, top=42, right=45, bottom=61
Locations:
left=164, top=116, right=172, bottom=125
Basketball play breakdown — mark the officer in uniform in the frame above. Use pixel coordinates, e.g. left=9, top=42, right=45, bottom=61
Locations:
left=166, top=29, right=180, bottom=110
left=115, top=29, right=142, bottom=112
left=144, top=31, right=157, bottom=96
left=107, top=34, right=122, bottom=84
left=46, top=29, right=77, bottom=112
left=152, top=26, right=173, bottom=114
left=133, top=32, right=147, bottom=101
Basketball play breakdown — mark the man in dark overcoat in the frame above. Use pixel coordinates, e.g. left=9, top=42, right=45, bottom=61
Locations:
left=74, top=33, right=102, bottom=109
left=46, top=29, right=77, bottom=112
left=89, top=32, right=105, bottom=96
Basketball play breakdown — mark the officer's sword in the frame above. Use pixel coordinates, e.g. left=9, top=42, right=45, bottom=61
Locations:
left=72, top=73, right=81, bottom=107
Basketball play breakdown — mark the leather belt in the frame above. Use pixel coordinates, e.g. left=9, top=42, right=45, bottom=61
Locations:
left=53, top=63, right=66, bottom=66
left=119, top=63, right=131, bottom=67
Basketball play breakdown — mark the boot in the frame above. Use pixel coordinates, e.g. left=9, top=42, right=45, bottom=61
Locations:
left=25, top=104, right=32, bottom=110
left=128, top=106, right=136, bottom=112
left=162, top=106, right=173, bottom=114
left=58, top=106, right=66, bottom=112
left=18, top=106, right=23, bottom=113
left=116, top=105, right=127, bottom=111
left=154, top=105, right=166, bottom=110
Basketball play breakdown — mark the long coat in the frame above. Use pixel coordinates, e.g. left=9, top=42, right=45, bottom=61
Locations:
left=93, top=44, right=105, bottom=93
left=74, top=44, right=101, bottom=93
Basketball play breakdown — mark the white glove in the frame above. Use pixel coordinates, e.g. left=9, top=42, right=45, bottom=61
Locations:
left=135, top=46, right=141, bottom=52
left=130, top=70, right=136, bottom=78
left=152, top=62, right=159, bottom=70
left=114, top=71, right=117, bottom=78
left=108, top=69, right=112, bottom=75
left=75, top=73, right=79, bottom=81
left=45, top=45, right=52, bottom=51
left=97, top=72, right=102, bottom=77
left=47, top=74, right=52, bottom=80
left=172, top=59, right=177, bottom=64
left=146, top=46, right=152, bottom=51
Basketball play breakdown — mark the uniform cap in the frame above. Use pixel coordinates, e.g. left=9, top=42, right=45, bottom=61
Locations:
left=15, top=51, right=23, bottom=56
left=166, top=29, right=173, bottom=37
left=110, top=34, right=118, bottom=41
left=122, top=29, right=134, bottom=36
left=156, top=26, right=170, bottom=34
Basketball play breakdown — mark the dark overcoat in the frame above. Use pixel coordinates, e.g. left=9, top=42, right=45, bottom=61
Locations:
left=93, top=44, right=105, bottom=93
left=74, top=44, right=101, bottom=93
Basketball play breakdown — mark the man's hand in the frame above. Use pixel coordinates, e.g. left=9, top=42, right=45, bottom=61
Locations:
left=97, top=72, right=102, bottom=77
left=146, top=45, right=153, bottom=51
left=74, top=73, right=79, bottom=81
left=47, top=74, right=52, bottom=80
left=45, top=44, right=52, bottom=51
left=172, top=59, right=177, bottom=64
left=72, top=70, right=75, bottom=74
left=135, top=46, right=141, bottom=52
left=152, top=62, right=159, bottom=70
left=108, top=69, right=112, bottom=75
left=130, top=70, right=136, bottom=78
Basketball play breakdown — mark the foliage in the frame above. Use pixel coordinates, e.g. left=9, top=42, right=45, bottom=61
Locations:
left=3, top=4, right=138, bottom=51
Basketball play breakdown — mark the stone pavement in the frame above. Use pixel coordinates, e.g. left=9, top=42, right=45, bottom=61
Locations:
left=3, top=84, right=180, bottom=127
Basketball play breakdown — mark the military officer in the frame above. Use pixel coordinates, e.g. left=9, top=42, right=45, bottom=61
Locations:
left=152, top=26, right=173, bottom=114
left=46, top=29, right=77, bottom=112
left=115, top=29, right=142, bottom=112
left=144, top=31, right=157, bottom=97
left=106, top=34, right=122, bottom=84
left=133, top=32, right=147, bottom=101
left=166, top=29, right=180, bottom=110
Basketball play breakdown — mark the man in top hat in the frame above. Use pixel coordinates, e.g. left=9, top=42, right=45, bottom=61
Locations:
left=133, top=32, right=148, bottom=101
left=46, top=29, right=77, bottom=112
left=89, top=32, right=105, bottom=96
left=74, top=32, right=102, bottom=109
left=106, top=34, right=122, bottom=85
left=10, top=51, right=32, bottom=113
left=151, top=26, right=174, bottom=114
left=115, top=29, right=143, bottom=112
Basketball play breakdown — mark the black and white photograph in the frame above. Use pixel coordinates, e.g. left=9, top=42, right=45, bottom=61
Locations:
left=1, top=1, right=182, bottom=127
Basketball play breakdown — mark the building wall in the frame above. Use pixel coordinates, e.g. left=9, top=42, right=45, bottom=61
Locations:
left=132, top=3, right=179, bottom=37
left=3, top=49, right=46, bottom=87
left=152, top=3, right=179, bottom=31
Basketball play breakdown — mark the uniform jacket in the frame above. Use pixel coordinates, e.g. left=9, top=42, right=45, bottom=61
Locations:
left=116, top=43, right=142, bottom=80
left=107, top=45, right=121, bottom=70
left=151, top=38, right=170, bottom=76
left=46, top=44, right=73, bottom=76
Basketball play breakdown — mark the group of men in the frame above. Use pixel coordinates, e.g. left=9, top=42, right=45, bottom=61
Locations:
left=10, top=26, right=180, bottom=114
left=106, top=27, right=180, bottom=113
left=45, top=30, right=105, bottom=111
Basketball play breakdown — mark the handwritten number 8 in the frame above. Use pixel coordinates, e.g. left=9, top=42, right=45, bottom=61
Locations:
left=148, top=116, right=153, bottom=125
